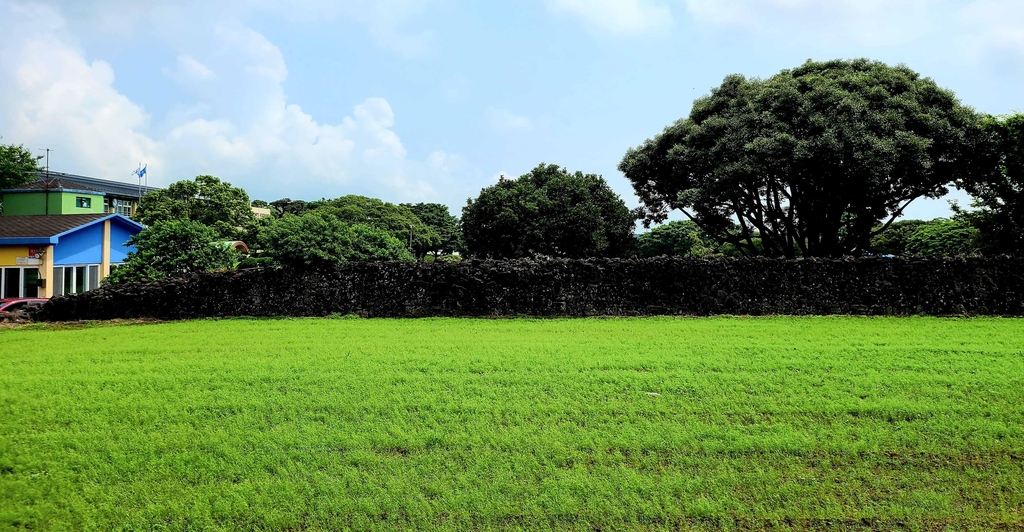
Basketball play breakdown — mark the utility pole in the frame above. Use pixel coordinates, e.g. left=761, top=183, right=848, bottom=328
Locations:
left=39, top=148, right=53, bottom=215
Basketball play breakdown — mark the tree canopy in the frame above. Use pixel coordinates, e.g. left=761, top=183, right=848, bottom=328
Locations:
left=869, top=218, right=980, bottom=256
left=106, top=220, right=236, bottom=284
left=137, top=175, right=255, bottom=239
left=257, top=212, right=412, bottom=268
left=636, top=220, right=732, bottom=258
left=905, top=218, right=981, bottom=257
left=0, top=141, right=43, bottom=213
left=620, top=59, right=989, bottom=258
left=955, top=114, right=1024, bottom=255
left=401, top=202, right=462, bottom=257
left=305, top=195, right=439, bottom=254
left=462, top=164, right=636, bottom=259
left=269, top=198, right=310, bottom=217
left=869, top=219, right=929, bottom=256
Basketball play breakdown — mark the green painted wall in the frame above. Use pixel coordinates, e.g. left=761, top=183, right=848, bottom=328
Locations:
left=57, top=192, right=104, bottom=214
left=1, top=191, right=105, bottom=216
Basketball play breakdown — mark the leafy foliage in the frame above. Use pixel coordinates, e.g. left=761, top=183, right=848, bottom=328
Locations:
left=636, top=220, right=734, bottom=258
left=870, top=219, right=930, bottom=256
left=269, top=198, right=310, bottom=217
left=237, top=256, right=275, bottom=270
left=620, top=59, right=988, bottom=258
left=401, top=202, right=462, bottom=257
left=307, top=195, right=438, bottom=254
left=462, top=164, right=636, bottom=259
left=905, top=219, right=981, bottom=257
left=870, top=218, right=981, bottom=256
left=0, top=140, right=43, bottom=214
left=955, top=114, right=1024, bottom=255
left=257, top=213, right=354, bottom=268
left=105, top=221, right=236, bottom=284
left=137, top=175, right=255, bottom=239
left=257, top=212, right=412, bottom=268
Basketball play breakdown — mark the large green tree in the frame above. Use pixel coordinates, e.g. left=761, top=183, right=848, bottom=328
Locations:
left=462, top=164, right=636, bottom=259
left=106, top=221, right=236, bottom=284
left=401, top=202, right=462, bottom=257
left=905, top=218, right=981, bottom=257
left=0, top=141, right=43, bottom=214
left=269, top=198, right=310, bottom=217
left=620, top=59, right=989, bottom=258
left=955, top=114, right=1024, bottom=255
left=636, top=220, right=731, bottom=258
left=257, top=212, right=413, bottom=268
left=138, top=175, right=255, bottom=239
left=869, top=219, right=929, bottom=256
left=307, top=195, right=439, bottom=254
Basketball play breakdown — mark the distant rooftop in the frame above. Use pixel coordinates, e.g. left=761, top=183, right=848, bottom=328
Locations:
left=32, top=171, right=161, bottom=199
left=0, top=214, right=113, bottom=238
left=4, top=178, right=104, bottom=194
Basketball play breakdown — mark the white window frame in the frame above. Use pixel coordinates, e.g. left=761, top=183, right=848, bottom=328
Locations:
left=113, top=199, right=133, bottom=216
left=53, top=264, right=102, bottom=297
left=1, top=267, right=40, bottom=299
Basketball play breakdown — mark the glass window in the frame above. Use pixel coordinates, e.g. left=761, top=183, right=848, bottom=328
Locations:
left=53, top=267, right=64, bottom=297
left=103, top=198, right=110, bottom=213
left=63, top=267, right=73, bottom=296
left=88, top=265, right=100, bottom=291
left=75, top=266, right=86, bottom=294
left=115, top=200, right=133, bottom=216
left=2, top=268, right=19, bottom=298
left=22, top=268, right=39, bottom=298
left=76, top=197, right=92, bottom=208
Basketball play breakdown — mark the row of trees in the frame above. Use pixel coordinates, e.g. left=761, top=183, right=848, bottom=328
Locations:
left=114, top=164, right=636, bottom=281
left=2, top=58, right=1021, bottom=285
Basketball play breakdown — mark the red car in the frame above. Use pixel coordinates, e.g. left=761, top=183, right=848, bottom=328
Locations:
left=0, top=298, right=48, bottom=314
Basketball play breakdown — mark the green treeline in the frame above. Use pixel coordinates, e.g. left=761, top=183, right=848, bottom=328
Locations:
left=5, top=59, right=1017, bottom=283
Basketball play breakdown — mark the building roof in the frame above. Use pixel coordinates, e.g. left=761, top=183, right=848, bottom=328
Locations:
left=0, top=214, right=144, bottom=245
left=31, top=171, right=161, bottom=199
left=0, top=214, right=111, bottom=238
left=3, top=178, right=106, bottom=195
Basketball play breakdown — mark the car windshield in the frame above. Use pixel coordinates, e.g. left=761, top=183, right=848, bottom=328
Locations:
left=2, top=302, right=25, bottom=312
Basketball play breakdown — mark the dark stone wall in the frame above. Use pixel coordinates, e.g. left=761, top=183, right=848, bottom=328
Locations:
left=36, top=257, right=1024, bottom=321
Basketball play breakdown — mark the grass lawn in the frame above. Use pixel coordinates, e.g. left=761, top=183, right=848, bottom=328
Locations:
left=1, top=317, right=1023, bottom=531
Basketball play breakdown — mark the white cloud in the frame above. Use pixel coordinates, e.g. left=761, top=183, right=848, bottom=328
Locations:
left=37, top=0, right=437, bottom=57
left=545, top=0, right=673, bottom=35
left=0, top=1, right=473, bottom=205
left=0, top=3, right=161, bottom=179
left=162, top=55, right=214, bottom=86
left=485, top=107, right=533, bottom=133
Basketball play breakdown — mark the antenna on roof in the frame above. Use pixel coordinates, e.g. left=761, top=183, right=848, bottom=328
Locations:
left=38, top=148, right=53, bottom=215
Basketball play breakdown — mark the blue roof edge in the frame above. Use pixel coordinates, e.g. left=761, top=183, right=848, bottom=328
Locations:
left=51, top=214, right=146, bottom=239
left=0, top=237, right=58, bottom=245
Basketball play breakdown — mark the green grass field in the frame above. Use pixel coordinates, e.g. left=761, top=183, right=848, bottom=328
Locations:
left=1, top=318, right=1023, bottom=531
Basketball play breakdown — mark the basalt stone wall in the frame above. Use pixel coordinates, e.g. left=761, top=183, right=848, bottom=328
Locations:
left=36, top=257, right=1024, bottom=321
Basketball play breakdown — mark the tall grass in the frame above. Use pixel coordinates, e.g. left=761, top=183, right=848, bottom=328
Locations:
left=1, top=317, right=1022, bottom=530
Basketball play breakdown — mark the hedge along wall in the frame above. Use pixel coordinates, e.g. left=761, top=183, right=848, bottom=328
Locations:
left=37, top=257, right=1024, bottom=321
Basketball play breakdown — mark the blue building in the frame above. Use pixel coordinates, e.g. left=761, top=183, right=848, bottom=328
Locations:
left=0, top=213, right=144, bottom=299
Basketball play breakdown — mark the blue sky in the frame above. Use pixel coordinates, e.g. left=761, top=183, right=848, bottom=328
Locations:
left=1, top=0, right=1022, bottom=221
